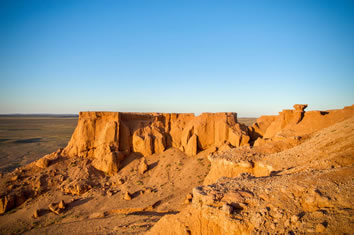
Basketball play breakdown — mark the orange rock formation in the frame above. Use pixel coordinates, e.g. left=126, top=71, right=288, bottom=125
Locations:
left=147, top=107, right=354, bottom=235
left=62, top=105, right=354, bottom=176
left=1, top=104, right=353, bottom=234
left=63, top=112, right=250, bottom=175
left=250, top=104, right=354, bottom=141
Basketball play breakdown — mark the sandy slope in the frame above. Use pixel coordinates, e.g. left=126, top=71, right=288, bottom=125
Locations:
left=0, top=148, right=211, bottom=234
left=147, top=117, right=354, bottom=234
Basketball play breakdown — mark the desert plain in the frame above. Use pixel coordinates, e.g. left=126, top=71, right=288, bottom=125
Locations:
left=0, top=105, right=353, bottom=234
left=0, top=115, right=77, bottom=173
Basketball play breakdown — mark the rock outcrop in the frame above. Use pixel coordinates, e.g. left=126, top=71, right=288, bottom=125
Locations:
left=204, top=148, right=272, bottom=185
left=61, top=105, right=354, bottom=175
left=35, top=157, right=50, bottom=169
left=249, top=104, right=354, bottom=144
left=147, top=116, right=354, bottom=234
left=148, top=167, right=354, bottom=234
left=0, top=190, right=27, bottom=215
left=138, top=157, right=149, bottom=174
left=48, top=200, right=66, bottom=215
left=63, top=112, right=250, bottom=174
left=0, top=104, right=353, bottom=233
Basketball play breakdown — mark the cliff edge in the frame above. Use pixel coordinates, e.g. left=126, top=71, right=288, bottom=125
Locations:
left=63, top=112, right=250, bottom=175
left=0, top=104, right=353, bottom=234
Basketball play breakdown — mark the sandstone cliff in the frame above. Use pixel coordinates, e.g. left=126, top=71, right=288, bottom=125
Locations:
left=1, top=104, right=353, bottom=234
left=61, top=105, right=354, bottom=176
left=147, top=116, right=354, bottom=235
left=204, top=104, right=354, bottom=184
left=63, top=112, right=250, bottom=175
left=250, top=104, right=354, bottom=141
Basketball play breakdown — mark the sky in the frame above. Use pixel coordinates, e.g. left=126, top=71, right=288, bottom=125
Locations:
left=0, top=0, right=353, bottom=117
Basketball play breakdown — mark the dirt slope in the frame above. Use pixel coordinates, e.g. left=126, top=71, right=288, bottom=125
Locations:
left=0, top=148, right=211, bottom=234
left=147, top=117, right=354, bottom=234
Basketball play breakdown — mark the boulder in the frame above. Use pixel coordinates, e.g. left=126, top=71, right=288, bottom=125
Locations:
left=35, top=157, right=50, bottom=168
left=0, top=191, right=26, bottom=214
left=124, top=192, right=132, bottom=200
left=58, top=200, right=65, bottom=209
left=48, top=202, right=65, bottom=215
left=48, top=200, right=66, bottom=215
left=92, top=150, right=120, bottom=175
left=138, top=157, right=149, bottom=174
left=33, top=209, right=39, bottom=218
left=316, top=223, right=327, bottom=233
left=61, top=179, right=91, bottom=195
left=222, top=203, right=233, bottom=215
left=11, top=175, right=18, bottom=181
left=0, top=195, right=14, bottom=214
left=184, top=193, right=193, bottom=204
left=89, top=212, right=106, bottom=219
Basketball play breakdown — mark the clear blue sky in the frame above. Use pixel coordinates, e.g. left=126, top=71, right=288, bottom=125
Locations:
left=0, top=0, right=353, bottom=116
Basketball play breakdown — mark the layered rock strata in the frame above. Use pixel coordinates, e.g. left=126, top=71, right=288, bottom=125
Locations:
left=204, top=105, right=354, bottom=186
left=148, top=167, right=353, bottom=234
left=147, top=116, right=354, bottom=234
left=249, top=104, right=354, bottom=142
left=204, top=148, right=272, bottom=185
left=63, top=112, right=250, bottom=174
left=62, top=105, right=354, bottom=176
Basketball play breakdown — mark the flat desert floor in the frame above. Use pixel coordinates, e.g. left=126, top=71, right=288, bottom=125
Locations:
left=0, top=116, right=78, bottom=173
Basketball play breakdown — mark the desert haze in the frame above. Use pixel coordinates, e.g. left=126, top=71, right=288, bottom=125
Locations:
left=0, top=104, right=353, bottom=234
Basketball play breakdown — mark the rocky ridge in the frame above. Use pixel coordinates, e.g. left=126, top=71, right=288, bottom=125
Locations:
left=148, top=108, right=354, bottom=234
left=0, top=104, right=353, bottom=234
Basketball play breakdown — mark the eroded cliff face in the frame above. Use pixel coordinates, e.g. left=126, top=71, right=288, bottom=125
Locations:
left=202, top=105, right=354, bottom=185
left=249, top=104, right=354, bottom=142
left=63, top=112, right=121, bottom=175
left=62, top=105, right=354, bottom=176
left=63, top=112, right=250, bottom=174
left=147, top=116, right=354, bottom=235
left=0, top=104, right=353, bottom=234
